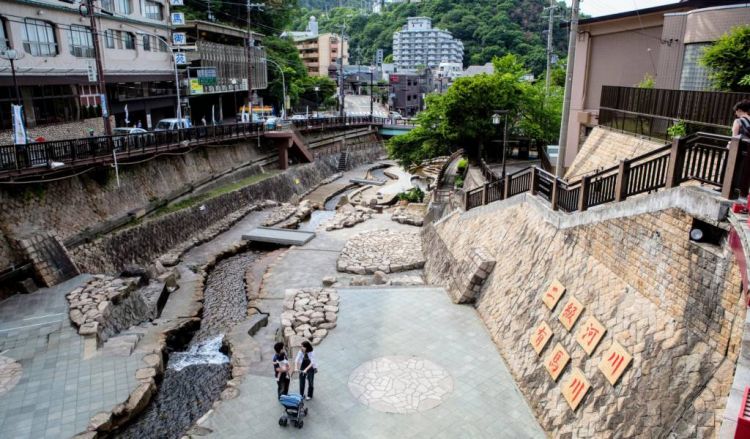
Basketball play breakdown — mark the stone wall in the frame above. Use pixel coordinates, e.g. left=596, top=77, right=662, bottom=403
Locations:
left=564, top=127, right=666, bottom=180
left=424, top=196, right=745, bottom=437
left=0, top=117, right=108, bottom=144
left=71, top=146, right=384, bottom=274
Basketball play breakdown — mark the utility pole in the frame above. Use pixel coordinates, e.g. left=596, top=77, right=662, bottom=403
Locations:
left=338, top=23, right=346, bottom=117
left=544, top=3, right=557, bottom=96
left=246, top=2, right=263, bottom=121
left=555, top=0, right=579, bottom=177
left=86, top=0, right=112, bottom=135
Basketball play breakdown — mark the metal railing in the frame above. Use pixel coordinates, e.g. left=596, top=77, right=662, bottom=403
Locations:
left=0, top=116, right=383, bottom=178
left=464, top=132, right=750, bottom=213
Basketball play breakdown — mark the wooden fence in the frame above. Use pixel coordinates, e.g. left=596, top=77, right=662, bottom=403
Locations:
left=465, top=132, right=750, bottom=212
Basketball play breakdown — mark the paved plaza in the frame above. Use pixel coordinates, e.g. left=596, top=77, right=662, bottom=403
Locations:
left=201, top=287, right=545, bottom=438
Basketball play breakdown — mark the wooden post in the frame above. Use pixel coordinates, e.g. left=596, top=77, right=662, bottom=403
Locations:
left=665, top=136, right=685, bottom=189
left=578, top=175, right=590, bottom=212
left=551, top=178, right=559, bottom=211
left=503, top=174, right=510, bottom=199
left=482, top=183, right=489, bottom=205
left=722, top=136, right=742, bottom=199
left=529, top=167, right=537, bottom=196
left=614, top=160, right=630, bottom=202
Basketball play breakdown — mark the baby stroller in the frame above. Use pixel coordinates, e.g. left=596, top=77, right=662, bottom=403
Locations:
left=278, top=393, right=308, bottom=429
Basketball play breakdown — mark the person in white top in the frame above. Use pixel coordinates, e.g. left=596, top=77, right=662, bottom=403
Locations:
left=295, top=340, right=317, bottom=400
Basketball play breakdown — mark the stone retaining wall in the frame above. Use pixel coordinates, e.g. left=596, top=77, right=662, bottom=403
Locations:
left=0, top=117, right=107, bottom=144
left=424, top=196, right=745, bottom=437
left=71, top=146, right=384, bottom=274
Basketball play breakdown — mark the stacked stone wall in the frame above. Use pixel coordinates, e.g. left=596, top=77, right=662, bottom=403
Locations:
left=0, top=117, right=108, bottom=144
left=71, top=146, right=384, bottom=274
left=425, top=200, right=745, bottom=437
left=565, top=127, right=665, bottom=180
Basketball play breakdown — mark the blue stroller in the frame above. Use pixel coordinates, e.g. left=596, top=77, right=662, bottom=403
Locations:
left=278, top=393, right=308, bottom=429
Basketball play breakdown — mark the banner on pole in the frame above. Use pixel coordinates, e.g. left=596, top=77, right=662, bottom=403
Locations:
left=124, top=104, right=129, bottom=125
left=12, top=105, right=26, bottom=145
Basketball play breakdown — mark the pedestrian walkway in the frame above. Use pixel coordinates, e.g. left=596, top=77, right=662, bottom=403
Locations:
left=201, top=287, right=544, bottom=438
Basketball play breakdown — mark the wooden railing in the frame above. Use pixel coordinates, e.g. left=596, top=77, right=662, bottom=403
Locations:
left=464, top=132, right=750, bottom=213
left=435, top=149, right=464, bottom=189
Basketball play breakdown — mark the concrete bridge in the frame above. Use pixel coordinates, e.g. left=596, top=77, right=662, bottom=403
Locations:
left=0, top=116, right=412, bottom=183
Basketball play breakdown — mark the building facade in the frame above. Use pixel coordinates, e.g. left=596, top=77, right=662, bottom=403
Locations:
left=0, top=0, right=175, bottom=131
left=294, top=33, right=348, bottom=77
left=388, top=69, right=432, bottom=117
left=561, top=0, right=750, bottom=169
left=392, top=17, right=463, bottom=70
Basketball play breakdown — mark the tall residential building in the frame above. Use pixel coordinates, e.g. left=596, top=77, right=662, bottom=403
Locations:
left=392, top=17, right=463, bottom=70
left=0, top=0, right=175, bottom=131
left=285, top=18, right=348, bottom=77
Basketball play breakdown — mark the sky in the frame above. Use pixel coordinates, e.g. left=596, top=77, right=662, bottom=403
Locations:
left=566, top=0, right=678, bottom=17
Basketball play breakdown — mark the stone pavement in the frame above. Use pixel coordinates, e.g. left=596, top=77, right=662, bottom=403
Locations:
left=0, top=275, right=142, bottom=438
left=201, top=287, right=545, bottom=438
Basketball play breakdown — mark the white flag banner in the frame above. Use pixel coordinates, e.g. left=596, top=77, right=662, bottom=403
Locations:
left=241, top=107, right=248, bottom=123
left=124, top=104, right=130, bottom=125
left=12, top=105, right=26, bottom=145
left=211, top=105, right=215, bottom=125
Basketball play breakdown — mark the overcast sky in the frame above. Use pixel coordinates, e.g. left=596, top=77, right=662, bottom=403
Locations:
left=567, top=0, right=677, bottom=17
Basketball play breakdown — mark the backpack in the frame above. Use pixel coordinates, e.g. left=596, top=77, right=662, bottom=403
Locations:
left=739, top=117, right=750, bottom=140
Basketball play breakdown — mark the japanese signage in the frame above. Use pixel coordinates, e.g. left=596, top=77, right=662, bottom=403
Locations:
left=376, top=49, right=384, bottom=66
left=171, top=12, right=185, bottom=25
left=174, top=52, right=187, bottom=65
left=543, top=343, right=570, bottom=381
left=558, top=296, right=584, bottom=332
left=196, top=68, right=217, bottom=86
left=575, top=316, right=606, bottom=355
left=172, top=32, right=186, bottom=46
left=100, top=94, right=109, bottom=117
left=189, top=79, right=204, bottom=95
left=530, top=321, right=553, bottom=355
left=169, top=0, right=183, bottom=5
left=561, top=368, right=591, bottom=411
left=598, top=341, right=632, bottom=385
left=542, top=280, right=565, bottom=310
left=86, top=60, right=97, bottom=82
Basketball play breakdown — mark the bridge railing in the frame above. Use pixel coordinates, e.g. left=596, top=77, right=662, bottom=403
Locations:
left=0, top=117, right=383, bottom=177
left=464, top=133, right=750, bottom=213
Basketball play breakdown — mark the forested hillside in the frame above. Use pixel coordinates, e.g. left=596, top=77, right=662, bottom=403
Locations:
left=290, top=0, right=574, bottom=74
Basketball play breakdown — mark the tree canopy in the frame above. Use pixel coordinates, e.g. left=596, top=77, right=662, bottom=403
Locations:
left=701, top=25, right=750, bottom=92
left=387, top=54, right=563, bottom=168
left=290, top=0, right=573, bottom=76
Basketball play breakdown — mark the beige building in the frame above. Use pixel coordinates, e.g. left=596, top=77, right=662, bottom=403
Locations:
left=294, top=33, right=349, bottom=77
left=0, top=0, right=174, bottom=130
left=561, top=0, right=750, bottom=169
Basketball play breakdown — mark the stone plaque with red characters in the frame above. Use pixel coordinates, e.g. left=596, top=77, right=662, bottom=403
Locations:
left=561, top=367, right=591, bottom=411
left=558, top=296, right=584, bottom=332
left=575, top=316, right=607, bottom=355
left=542, top=280, right=566, bottom=310
left=530, top=321, right=553, bottom=355
left=544, top=343, right=570, bottom=381
left=598, top=341, right=632, bottom=385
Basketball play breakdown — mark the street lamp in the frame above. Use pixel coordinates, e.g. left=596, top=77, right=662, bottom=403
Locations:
left=314, top=86, right=320, bottom=117
left=0, top=50, right=23, bottom=108
left=263, top=58, right=287, bottom=119
left=137, top=32, right=183, bottom=126
left=493, top=110, right=509, bottom=179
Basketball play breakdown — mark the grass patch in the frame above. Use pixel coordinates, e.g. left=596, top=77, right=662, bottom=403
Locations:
left=152, top=170, right=280, bottom=217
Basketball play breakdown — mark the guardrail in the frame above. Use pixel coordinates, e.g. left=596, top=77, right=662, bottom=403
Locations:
left=465, top=132, right=750, bottom=212
left=0, top=116, right=383, bottom=179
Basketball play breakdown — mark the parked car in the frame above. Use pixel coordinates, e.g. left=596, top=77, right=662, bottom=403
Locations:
left=154, top=118, right=191, bottom=131
left=290, top=115, right=307, bottom=121
left=389, top=111, right=403, bottom=120
left=113, top=127, right=148, bottom=135
left=113, top=127, right=152, bottom=149
left=264, top=117, right=279, bottom=130
left=236, top=113, right=262, bottom=123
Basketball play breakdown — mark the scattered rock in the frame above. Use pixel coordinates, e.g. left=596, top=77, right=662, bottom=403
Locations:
left=373, top=270, right=387, bottom=285
left=337, top=229, right=425, bottom=274
left=322, top=276, right=337, bottom=287
left=280, top=288, right=339, bottom=346
left=325, top=204, right=375, bottom=231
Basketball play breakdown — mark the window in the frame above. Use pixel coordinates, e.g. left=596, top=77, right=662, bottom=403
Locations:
left=68, top=25, right=94, bottom=58
left=142, top=34, right=151, bottom=51
left=0, top=18, right=9, bottom=51
left=144, top=1, right=164, bottom=20
left=115, top=0, right=131, bottom=14
left=158, top=38, right=169, bottom=52
left=122, top=32, right=135, bottom=50
left=22, top=19, right=57, bottom=56
left=680, top=43, right=713, bottom=91
left=104, top=30, right=115, bottom=49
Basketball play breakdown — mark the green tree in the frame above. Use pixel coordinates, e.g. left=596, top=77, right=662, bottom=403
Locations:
left=387, top=54, right=563, bottom=167
left=701, top=25, right=750, bottom=92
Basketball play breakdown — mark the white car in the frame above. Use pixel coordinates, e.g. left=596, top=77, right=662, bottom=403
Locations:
left=113, top=127, right=148, bottom=135
left=290, top=115, right=307, bottom=121
left=112, top=127, right=151, bottom=149
left=154, top=118, right=192, bottom=131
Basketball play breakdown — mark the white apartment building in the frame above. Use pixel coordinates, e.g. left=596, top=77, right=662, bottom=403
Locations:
left=392, top=17, right=463, bottom=70
left=0, top=0, right=174, bottom=130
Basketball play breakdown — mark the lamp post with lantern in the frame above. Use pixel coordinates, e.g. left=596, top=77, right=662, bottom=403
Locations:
left=493, top=110, right=509, bottom=179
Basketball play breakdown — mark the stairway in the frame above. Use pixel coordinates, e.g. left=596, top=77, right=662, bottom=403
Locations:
left=337, top=151, right=348, bottom=171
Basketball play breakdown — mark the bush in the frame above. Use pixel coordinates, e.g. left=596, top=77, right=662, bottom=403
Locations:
left=667, top=120, right=687, bottom=139
left=454, top=176, right=464, bottom=188
left=456, top=157, right=468, bottom=175
left=397, top=187, right=425, bottom=203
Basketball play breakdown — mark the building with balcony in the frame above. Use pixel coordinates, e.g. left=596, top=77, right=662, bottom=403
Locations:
left=0, top=0, right=175, bottom=132
left=392, top=17, right=463, bottom=70
left=560, top=0, right=750, bottom=170
left=283, top=16, right=348, bottom=78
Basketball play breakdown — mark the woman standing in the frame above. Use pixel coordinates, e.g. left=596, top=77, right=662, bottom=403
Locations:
left=295, top=341, right=317, bottom=400
left=273, top=342, right=290, bottom=399
left=732, top=99, right=750, bottom=140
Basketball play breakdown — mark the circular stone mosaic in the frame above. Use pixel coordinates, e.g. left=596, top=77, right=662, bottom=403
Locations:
left=348, top=356, right=453, bottom=413
left=0, top=355, right=22, bottom=397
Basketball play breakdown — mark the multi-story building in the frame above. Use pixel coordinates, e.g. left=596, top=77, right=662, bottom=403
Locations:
left=560, top=0, right=750, bottom=169
left=392, top=17, right=463, bottom=70
left=0, top=0, right=175, bottom=132
left=388, top=69, right=432, bottom=117
left=284, top=17, right=348, bottom=78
